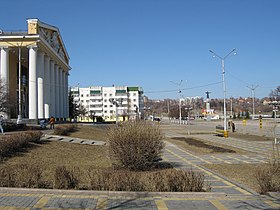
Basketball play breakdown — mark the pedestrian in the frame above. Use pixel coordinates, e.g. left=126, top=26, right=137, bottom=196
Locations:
left=49, top=116, right=55, bottom=129
left=0, top=115, right=5, bottom=135
left=232, top=122, right=235, bottom=132
left=228, top=120, right=231, bottom=129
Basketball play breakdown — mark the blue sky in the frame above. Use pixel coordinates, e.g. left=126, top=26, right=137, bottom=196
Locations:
left=1, top=0, right=279, bottom=99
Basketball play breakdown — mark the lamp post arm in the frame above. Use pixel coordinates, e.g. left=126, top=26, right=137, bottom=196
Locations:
left=209, top=50, right=223, bottom=60
left=224, top=48, right=236, bottom=60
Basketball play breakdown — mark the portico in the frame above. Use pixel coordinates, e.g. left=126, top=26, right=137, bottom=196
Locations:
left=0, top=19, right=71, bottom=121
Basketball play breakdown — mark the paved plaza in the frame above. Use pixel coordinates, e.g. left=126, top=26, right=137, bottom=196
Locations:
left=0, top=120, right=279, bottom=209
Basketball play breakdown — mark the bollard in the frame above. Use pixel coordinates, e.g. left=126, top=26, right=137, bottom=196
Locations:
left=224, top=130, right=228, bottom=138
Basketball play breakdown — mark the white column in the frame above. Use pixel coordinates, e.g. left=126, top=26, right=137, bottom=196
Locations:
left=44, top=55, right=50, bottom=119
left=0, top=47, right=10, bottom=88
left=28, top=46, right=38, bottom=119
left=37, top=51, right=45, bottom=119
left=50, top=60, right=55, bottom=117
left=55, top=65, right=60, bottom=118
left=59, top=68, right=63, bottom=119
left=62, top=70, right=66, bottom=119
left=65, top=71, right=69, bottom=118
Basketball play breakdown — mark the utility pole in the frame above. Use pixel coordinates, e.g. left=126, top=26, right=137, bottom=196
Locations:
left=170, top=80, right=183, bottom=125
left=246, top=85, right=259, bottom=120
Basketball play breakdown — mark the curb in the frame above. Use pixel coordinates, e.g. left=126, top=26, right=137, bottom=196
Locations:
left=0, top=187, right=229, bottom=199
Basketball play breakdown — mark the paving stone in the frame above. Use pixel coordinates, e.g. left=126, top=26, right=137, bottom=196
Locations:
left=44, top=197, right=97, bottom=208
left=107, top=199, right=157, bottom=210
left=165, top=200, right=217, bottom=210
left=221, top=199, right=275, bottom=210
left=0, top=196, right=40, bottom=207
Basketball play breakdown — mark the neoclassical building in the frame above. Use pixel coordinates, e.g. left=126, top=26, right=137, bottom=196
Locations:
left=0, top=19, right=71, bottom=121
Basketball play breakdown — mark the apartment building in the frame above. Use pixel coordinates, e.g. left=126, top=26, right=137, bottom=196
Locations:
left=71, top=86, right=144, bottom=122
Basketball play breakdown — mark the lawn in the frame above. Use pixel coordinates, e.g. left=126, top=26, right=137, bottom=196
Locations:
left=0, top=140, right=111, bottom=188
left=204, top=164, right=262, bottom=192
left=67, top=124, right=112, bottom=141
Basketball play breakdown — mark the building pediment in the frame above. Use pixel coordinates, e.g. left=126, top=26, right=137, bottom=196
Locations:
left=27, top=19, right=69, bottom=63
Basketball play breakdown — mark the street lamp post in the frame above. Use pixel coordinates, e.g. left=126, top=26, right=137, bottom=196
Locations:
left=185, top=106, right=192, bottom=135
left=209, top=49, right=236, bottom=137
left=109, top=98, right=123, bottom=126
left=246, top=85, right=259, bottom=120
left=170, top=80, right=183, bottom=125
left=17, top=46, right=23, bottom=124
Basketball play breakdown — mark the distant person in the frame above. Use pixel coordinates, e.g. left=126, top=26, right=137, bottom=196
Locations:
left=228, top=120, right=232, bottom=129
left=232, top=122, right=235, bottom=132
left=0, top=115, right=5, bottom=135
left=49, top=116, right=55, bottom=129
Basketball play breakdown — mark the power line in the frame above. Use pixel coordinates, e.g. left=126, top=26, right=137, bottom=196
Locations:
left=145, top=81, right=222, bottom=94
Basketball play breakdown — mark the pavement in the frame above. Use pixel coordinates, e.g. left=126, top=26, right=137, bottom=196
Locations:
left=0, top=121, right=280, bottom=209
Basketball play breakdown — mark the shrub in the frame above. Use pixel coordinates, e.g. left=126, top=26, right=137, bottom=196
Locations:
left=0, top=164, right=45, bottom=188
left=107, top=121, right=164, bottom=171
left=53, top=166, right=80, bottom=189
left=0, top=131, right=42, bottom=158
left=86, top=168, right=206, bottom=192
left=54, top=124, right=78, bottom=136
left=255, top=144, right=280, bottom=194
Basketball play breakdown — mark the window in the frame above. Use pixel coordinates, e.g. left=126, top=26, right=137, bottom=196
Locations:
left=110, top=105, right=113, bottom=107
left=109, top=94, right=112, bottom=97
left=104, top=94, right=107, bottom=97
left=104, top=99, right=107, bottom=102
left=104, top=105, right=107, bottom=108
left=81, top=94, right=83, bottom=97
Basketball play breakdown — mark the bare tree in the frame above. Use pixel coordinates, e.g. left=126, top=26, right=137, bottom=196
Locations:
left=269, top=86, right=280, bottom=101
left=78, top=104, right=87, bottom=120
left=0, top=79, right=10, bottom=115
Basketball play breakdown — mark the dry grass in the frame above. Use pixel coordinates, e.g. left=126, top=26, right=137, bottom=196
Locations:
left=68, top=125, right=111, bottom=141
left=165, top=137, right=249, bottom=155
left=229, top=132, right=272, bottom=141
left=0, top=140, right=111, bottom=187
left=204, top=164, right=260, bottom=192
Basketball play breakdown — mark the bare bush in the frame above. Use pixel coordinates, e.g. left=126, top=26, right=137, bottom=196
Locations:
left=0, top=131, right=42, bottom=158
left=53, top=166, right=80, bottom=189
left=255, top=143, right=280, bottom=194
left=86, top=168, right=205, bottom=192
left=107, top=121, right=164, bottom=170
left=0, top=164, right=45, bottom=188
left=54, top=124, right=78, bottom=136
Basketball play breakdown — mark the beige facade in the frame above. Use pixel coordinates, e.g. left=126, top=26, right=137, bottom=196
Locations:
left=0, top=19, right=71, bottom=121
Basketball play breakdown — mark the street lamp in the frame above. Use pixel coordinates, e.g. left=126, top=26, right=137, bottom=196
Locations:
left=209, top=49, right=236, bottom=137
left=170, top=80, right=183, bottom=125
left=246, top=85, right=259, bottom=120
left=185, top=106, right=192, bottom=135
left=134, top=104, right=139, bottom=120
left=109, top=98, right=123, bottom=126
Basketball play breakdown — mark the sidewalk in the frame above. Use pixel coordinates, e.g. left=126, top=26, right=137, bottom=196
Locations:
left=0, top=187, right=279, bottom=210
